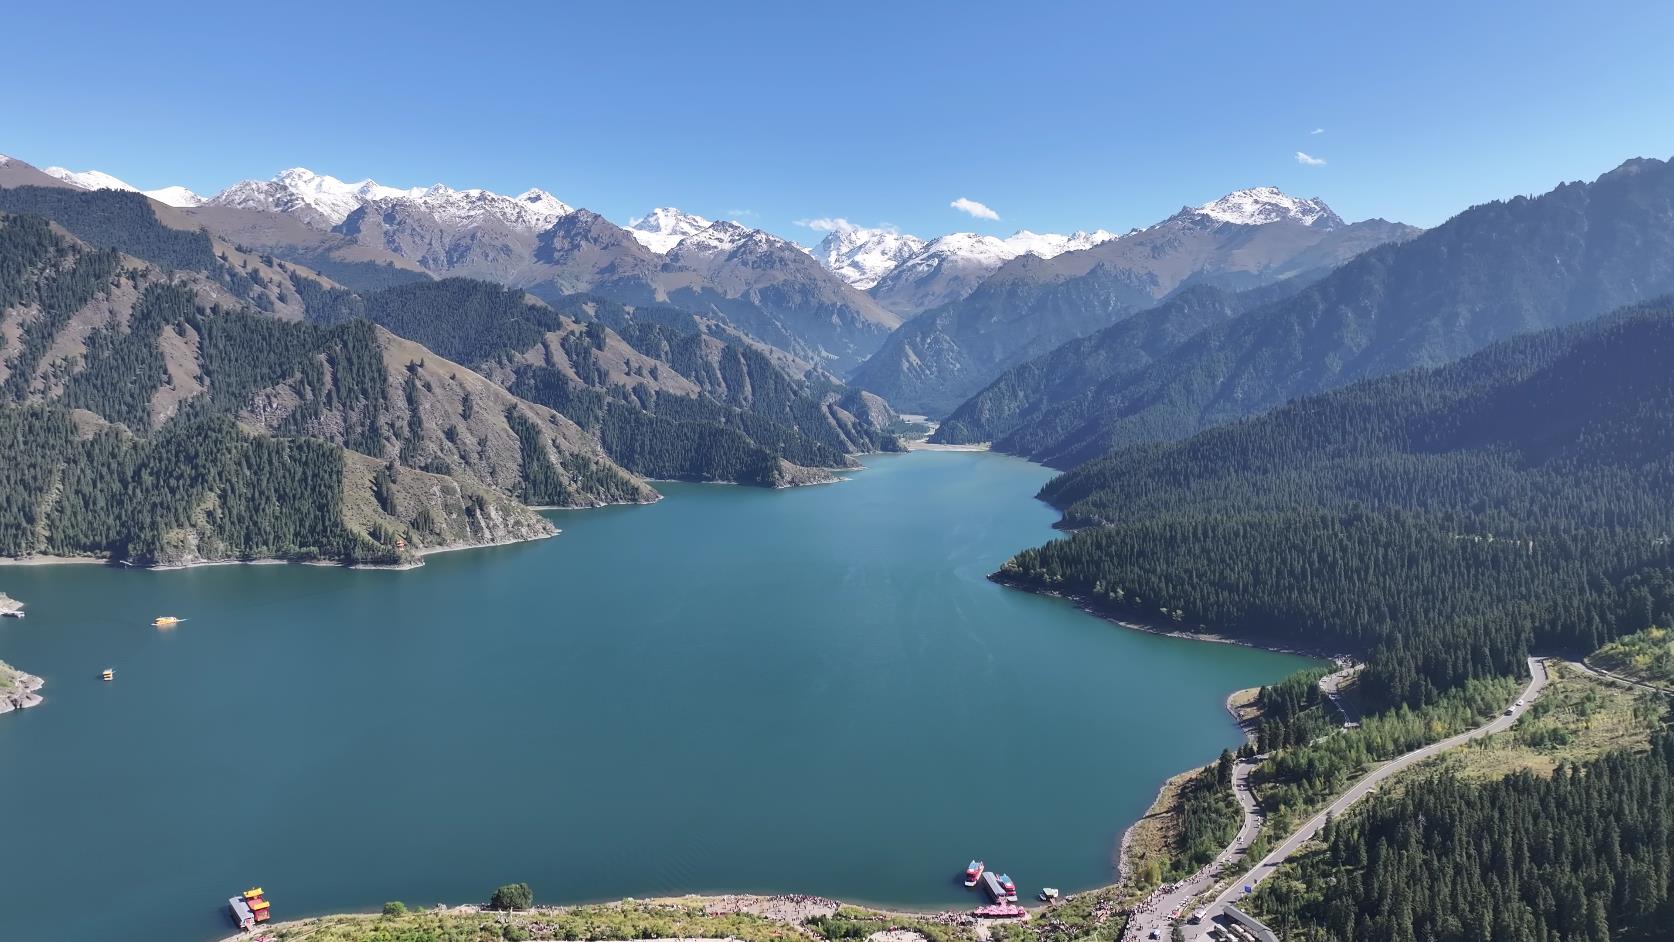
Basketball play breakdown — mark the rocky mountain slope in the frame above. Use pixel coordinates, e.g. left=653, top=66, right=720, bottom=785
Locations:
left=595, top=220, right=903, bottom=371
left=147, top=166, right=896, bottom=372
left=0, top=207, right=654, bottom=566
left=992, top=157, right=1674, bottom=467
left=852, top=188, right=1419, bottom=414
left=298, top=277, right=901, bottom=486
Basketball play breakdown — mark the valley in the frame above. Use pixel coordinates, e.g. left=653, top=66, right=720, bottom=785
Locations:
left=5, top=117, right=1674, bottom=942
left=0, top=451, right=1312, bottom=942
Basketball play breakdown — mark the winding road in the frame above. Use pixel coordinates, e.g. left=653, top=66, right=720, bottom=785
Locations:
left=1123, top=657, right=1549, bottom=941
left=1188, top=657, right=1549, bottom=937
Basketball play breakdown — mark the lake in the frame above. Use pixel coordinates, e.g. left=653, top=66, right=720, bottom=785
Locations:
left=0, top=450, right=1312, bottom=942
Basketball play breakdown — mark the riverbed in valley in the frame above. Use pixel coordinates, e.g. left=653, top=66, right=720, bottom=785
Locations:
left=0, top=450, right=1312, bottom=942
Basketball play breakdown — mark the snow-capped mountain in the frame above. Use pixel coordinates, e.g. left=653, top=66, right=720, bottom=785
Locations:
left=1188, top=186, right=1342, bottom=228
left=142, top=185, right=206, bottom=208
left=624, top=219, right=902, bottom=369
left=666, top=220, right=814, bottom=270
left=627, top=207, right=713, bottom=254
left=42, top=166, right=204, bottom=207
left=812, top=224, right=927, bottom=290
left=44, top=166, right=135, bottom=192
left=868, top=229, right=1118, bottom=316
left=854, top=188, right=1417, bottom=414
left=206, top=168, right=572, bottom=232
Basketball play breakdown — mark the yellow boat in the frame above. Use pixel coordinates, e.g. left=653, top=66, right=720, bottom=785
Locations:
left=102, top=668, right=114, bottom=681
left=153, top=616, right=183, bottom=628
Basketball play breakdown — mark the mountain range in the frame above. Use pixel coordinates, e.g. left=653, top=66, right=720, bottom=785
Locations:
left=19, top=159, right=1158, bottom=320
left=957, top=156, right=1674, bottom=466
left=19, top=156, right=1432, bottom=397
left=864, top=227, right=1121, bottom=317
left=0, top=182, right=904, bottom=565
left=39, top=164, right=207, bottom=207
left=852, top=187, right=1421, bottom=414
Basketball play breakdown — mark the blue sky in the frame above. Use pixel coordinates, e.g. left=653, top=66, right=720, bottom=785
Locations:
left=5, top=0, right=1673, bottom=241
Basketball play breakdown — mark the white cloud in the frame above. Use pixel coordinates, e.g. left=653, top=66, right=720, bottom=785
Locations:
left=1310, top=127, right=1325, bottom=135
left=1295, top=151, right=1327, bottom=166
left=950, top=197, right=1000, bottom=221
left=727, top=208, right=757, bottom=218
left=795, top=217, right=854, bottom=233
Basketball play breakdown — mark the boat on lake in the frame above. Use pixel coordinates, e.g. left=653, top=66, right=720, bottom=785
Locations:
left=981, top=870, right=1005, bottom=901
left=101, top=668, right=114, bottom=682
left=1039, top=888, right=1059, bottom=902
left=998, top=873, right=1017, bottom=901
left=964, top=859, right=985, bottom=887
left=152, top=616, right=183, bottom=628
left=230, top=887, right=271, bottom=930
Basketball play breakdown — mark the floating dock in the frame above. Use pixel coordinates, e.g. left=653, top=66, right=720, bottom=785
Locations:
left=229, top=887, right=271, bottom=931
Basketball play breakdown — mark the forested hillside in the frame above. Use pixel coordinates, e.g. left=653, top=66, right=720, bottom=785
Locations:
left=299, top=277, right=899, bottom=485
left=0, top=185, right=325, bottom=320
left=1260, top=733, right=1674, bottom=941
left=1000, top=302, right=1674, bottom=711
left=931, top=284, right=1276, bottom=444
left=991, top=156, right=1674, bottom=466
left=0, top=211, right=649, bottom=565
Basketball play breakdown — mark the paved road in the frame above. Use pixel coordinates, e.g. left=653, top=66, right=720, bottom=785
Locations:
left=1180, top=657, right=1549, bottom=938
left=1122, top=665, right=1365, bottom=940
left=1566, top=659, right=1674, bottom=696
left=1122, top=758, right=1263, bottom=941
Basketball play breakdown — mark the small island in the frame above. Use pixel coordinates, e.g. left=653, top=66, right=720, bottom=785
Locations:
left=0, top=660, right=45, bottom=716
left=0, top=592, right=43, bottom=716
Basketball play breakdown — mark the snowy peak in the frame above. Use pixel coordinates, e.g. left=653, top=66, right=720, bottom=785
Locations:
left=897, top=228, right=1118, bottom=271
left=626, top=207, right=713, bottom=254
left=44, top=166, right=137, bottom=192
left=1190, top=187, right=1342, bottom=228
left=142, top=186, right=206, bottom=208
left=813, top=224, right=927, bottom=290
left=43, top=166, right=204, bottom=207
left=669, top=219, right=783, bottom=259
left=1003, top=229, right=1120, bottom=259
left=208, top=168, right=572, bottom=231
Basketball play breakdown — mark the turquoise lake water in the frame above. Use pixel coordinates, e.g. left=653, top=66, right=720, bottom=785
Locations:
left=0, top=450, right=1312, bottom=941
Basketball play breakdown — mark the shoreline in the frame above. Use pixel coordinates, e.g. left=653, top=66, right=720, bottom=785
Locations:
left=214, top=894, right=984, bottom=942
left=0, top=668, right=45, bottom=716
left=988, top=573, right=1349, bottom=663
left=0, top=554, right=109, bottom=567
left=17, top=452, right=1317, bottom=934
left=194, top=580, right=1321, bottom=933
left=0, top=528, right=565, bottom=573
